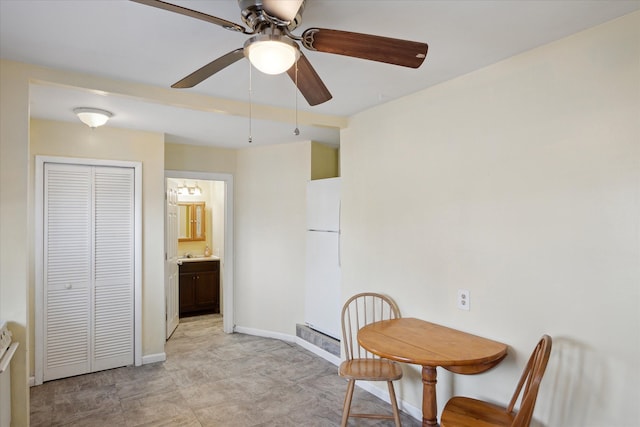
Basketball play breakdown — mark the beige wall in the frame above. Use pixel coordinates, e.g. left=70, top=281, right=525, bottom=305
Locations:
left=29, top=119, right=167, bottom=370
left=340, top=12, right=639, bottom=426
left=0, top=58, right=30, bottom=426
left=165, top=142, right=237, bottom=175
left=234, top=142, right=311, bottom=335
left=311, top=141, right=339, bottom=179
left=210, top=180, right=225, bottom=261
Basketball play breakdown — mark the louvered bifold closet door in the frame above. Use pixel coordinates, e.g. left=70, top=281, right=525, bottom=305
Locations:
left=93, top=166, right=134, bottom=371
left=43, top=163, right=134, bottom=382
left=44, top=164, right=92, bottom=381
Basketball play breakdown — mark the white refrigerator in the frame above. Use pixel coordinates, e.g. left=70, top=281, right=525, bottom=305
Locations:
left=305, top=177, right=341, bottom=340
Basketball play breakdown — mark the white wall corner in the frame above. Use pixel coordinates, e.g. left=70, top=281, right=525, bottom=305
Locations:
left=141, top=353, right=166, bottom=365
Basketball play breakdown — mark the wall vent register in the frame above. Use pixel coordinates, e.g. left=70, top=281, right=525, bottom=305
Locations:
left=0, top=321, right=12, bottom=362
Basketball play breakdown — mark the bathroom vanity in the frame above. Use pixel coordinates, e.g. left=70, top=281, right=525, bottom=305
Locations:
left=179, top=258, right=220, bottom=317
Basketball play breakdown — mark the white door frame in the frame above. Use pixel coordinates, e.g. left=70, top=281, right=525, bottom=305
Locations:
left=34, top=156, right=143, bottom=385
left=165, top=170, right=234, bottom=334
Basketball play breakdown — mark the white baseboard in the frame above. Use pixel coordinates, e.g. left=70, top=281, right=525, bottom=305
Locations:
left=28, top=376, right=35, bottom=387
left=234, top=325, right=341, bottom=366
left=142, top=352, right=166, bottom=364
left=234, top=325, right=296, bottom=343
left=401, top=400, right=423, bottom=423
left=295, top=337, right=341, bottom=366
left=355, top=380, right=422, bottom=421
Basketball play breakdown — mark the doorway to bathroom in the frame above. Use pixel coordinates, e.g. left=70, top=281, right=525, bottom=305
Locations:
left=165, top=171, right=234, bottom=338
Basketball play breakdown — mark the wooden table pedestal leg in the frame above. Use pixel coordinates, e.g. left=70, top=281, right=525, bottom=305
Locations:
left=421, top=365, right=438, bottom=426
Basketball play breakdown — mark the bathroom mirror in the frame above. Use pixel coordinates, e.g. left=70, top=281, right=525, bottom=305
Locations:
left=178, top=202, right=206, bottom=241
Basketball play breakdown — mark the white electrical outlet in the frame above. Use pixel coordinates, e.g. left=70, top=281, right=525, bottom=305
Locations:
left=457, top=289, right=470, bottom=311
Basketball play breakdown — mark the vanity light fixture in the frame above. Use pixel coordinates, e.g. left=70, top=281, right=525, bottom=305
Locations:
left=244, top=34, right=300, bottom=75
left=177, top=181, right=202, bottom=196
left=73, top=107, right=113, bottom=128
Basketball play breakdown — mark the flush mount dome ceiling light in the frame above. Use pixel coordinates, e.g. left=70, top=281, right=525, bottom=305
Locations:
left=244, top=35, right=300, bottom=75
left=73, top=107, right=113, bottom=128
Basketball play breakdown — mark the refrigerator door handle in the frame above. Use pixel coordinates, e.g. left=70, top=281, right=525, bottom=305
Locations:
left=338, top=201, right=341, bottom=267
left=338, top=231, right=341, bottom=268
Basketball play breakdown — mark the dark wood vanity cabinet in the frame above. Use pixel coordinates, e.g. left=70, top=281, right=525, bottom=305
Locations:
left=179, top=260, right=220, bottom=317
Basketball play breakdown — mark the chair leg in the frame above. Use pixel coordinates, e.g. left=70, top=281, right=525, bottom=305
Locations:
left=341, top=379, right=356, bottom=427
left=387, top=381, right=402, bottom=427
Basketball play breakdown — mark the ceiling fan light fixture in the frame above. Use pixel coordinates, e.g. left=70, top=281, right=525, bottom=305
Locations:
left=73, top=107, right=113, bottom=128
left=244, top=35, right=300, bottom=75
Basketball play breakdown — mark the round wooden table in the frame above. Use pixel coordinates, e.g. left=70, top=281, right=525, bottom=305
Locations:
left=358, top=317, right=508, bottom=426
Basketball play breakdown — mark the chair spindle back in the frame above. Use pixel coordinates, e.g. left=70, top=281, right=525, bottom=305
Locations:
left=509, top=335, right=552, bottom=427
left=341, top=292, right=401, bottom=361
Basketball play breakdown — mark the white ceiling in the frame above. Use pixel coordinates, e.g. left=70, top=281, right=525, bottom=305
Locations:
left=1, top=0, right=638, bottom=148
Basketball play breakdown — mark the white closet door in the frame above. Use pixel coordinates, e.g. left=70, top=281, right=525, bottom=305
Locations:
left=44, top=164, right=92, bottom=381
left=93, top=166, right=134, bottom=371
left=43, top=163, right=134, bottom=381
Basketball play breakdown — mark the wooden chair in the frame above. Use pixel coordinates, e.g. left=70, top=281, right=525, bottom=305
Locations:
left=440, top=335, right=552, bottom=427
left=339, top=292, right=403, bottom=427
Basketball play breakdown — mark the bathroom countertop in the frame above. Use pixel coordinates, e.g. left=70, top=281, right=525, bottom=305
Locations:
left=178, top=255, right=220, bottom=263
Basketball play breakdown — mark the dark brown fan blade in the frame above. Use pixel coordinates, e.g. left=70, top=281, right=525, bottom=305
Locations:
left=301, top=28, right=428, bottom=68
left=130, top=0, right=247, bottom=33
left=172, top=48, right=245, bottom=88
left=286, top=53, right=332, bottom=106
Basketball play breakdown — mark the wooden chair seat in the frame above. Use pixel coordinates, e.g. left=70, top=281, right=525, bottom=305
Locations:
left=440, top=335, right=552, bottom=427
left=441, top=397, right=515, bottom=427
left=339, top=358, right=403, bottom=381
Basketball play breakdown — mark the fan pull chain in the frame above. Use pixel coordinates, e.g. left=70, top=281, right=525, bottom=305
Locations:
left=248, top=61, right=253, bottom=143
left=294, top=60, right=300, bottom=136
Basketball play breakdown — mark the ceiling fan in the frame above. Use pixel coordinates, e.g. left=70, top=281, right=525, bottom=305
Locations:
left=131, top=0, right=429, bottom=106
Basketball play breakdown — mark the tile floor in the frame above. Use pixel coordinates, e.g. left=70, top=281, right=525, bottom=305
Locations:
left=30, top=315, right=421, bottom=426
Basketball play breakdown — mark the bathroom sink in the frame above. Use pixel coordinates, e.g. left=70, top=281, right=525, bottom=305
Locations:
left=177, top=255, right=219, bottom=264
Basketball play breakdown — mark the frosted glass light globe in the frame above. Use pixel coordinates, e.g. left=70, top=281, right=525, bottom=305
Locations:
left=245, top=36, right=300, bottom=75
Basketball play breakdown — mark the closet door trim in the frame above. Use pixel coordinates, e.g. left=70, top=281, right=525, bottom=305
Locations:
left=35, top=156, right=142, bottom=385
